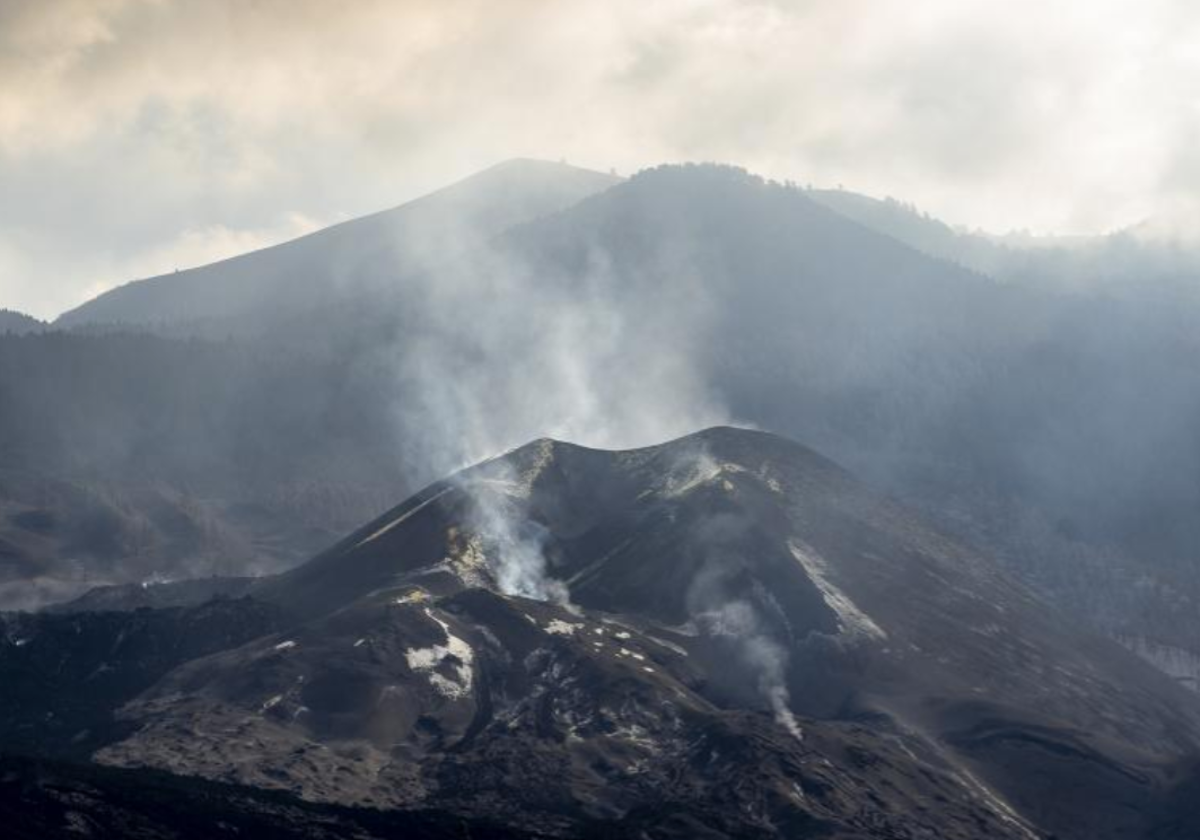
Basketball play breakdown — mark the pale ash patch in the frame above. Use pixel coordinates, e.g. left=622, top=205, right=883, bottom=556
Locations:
left=788, top=541, right=887, bottom=641
left=404, top=609, right=474, bottom=700
left=516, top=439, right=556, bottom=497
left=476, top=439, right=557, bottom=499
left=659, top=450, right=753, bottom=499
left=1116, top=634, right=1200, bottom=691
left=608, top=722, right=659, bottom=752
left=393, top=589, right=429, bottom=606
left=545, top=619, right=583, bottom=636
left=646, top=635, right=689, bottom=657
left=660, top=451, right=724, bottom=498
left=464, top=477, right=525, bottom=496
left=951, top=765, right=1042, bottom=840
left=442, top=530, right=490, bottom=587
left=355, top=486, right=455, bottom=548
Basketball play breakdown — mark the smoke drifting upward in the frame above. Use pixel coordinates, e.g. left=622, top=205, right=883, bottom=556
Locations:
left=364, top=188, right=729, bottom=604
left=382, top=206, right=729, bottom=482
left=458, top=450, right=571, bottom=606
left=676, top=453, right=802, bottom=739
left=695, top=597, right=804, bottom=740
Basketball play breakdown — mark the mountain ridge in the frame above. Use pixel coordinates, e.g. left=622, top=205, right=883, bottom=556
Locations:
left=41, top=426, right=1197, bottom=840
left=54, top=158, right=620, bottom=330
left=0, top=309, right=45, bottom=335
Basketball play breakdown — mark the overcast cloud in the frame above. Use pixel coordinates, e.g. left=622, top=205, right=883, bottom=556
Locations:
left=3, top=0, right=1200, bottom=318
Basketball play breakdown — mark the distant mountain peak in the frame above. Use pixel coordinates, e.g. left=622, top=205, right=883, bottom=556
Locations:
left=54, top=159, right=619, bottom=331
left=477, top=156, right=616, bottom=176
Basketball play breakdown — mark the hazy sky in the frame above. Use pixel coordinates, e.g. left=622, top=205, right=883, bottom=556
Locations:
left=3, top=0, right=1200, bottom=319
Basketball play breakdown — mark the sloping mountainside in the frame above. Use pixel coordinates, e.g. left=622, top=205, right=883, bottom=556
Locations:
left=0, top=756, right=544, bottom=840
left=8, top=429, right=1199, bottom=838
left=807, top=186, right=1200, bottom=302
left=0, top=464, right=350, bottom=611
left=804, top=188, right=1023, bottom=280
left=0, top=597, right=287, bottom=759
left=0, top=309, right=44, bottom=334
left=55, top=159, right=618, bottom=333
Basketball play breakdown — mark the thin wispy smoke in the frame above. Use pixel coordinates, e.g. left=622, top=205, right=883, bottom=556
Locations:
left=375, top=206, right=727, bottom=603
left=676, top=451, right=802, bottom=739
left=384, top=236, right=727, bottom=476
left=458, top=460, right=571, bottom=605
left=695, top=598, right=803, bottom=739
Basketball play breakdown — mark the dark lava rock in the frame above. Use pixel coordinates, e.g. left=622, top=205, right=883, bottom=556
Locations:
left=8, top=428, right=1200, bottom=838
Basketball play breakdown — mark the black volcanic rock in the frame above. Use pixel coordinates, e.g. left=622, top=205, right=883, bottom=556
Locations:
left=0, top=596, right=288, bottom=760
left=0, top=755, right=547, bottom=840
left=46, top=576, right=257, bottom=614
left=41, top=427, right=1197, bottom=839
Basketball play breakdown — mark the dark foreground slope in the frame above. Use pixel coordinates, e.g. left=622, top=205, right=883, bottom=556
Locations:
left=2, top=428, right=1187, bottom=838
left=0, top=756, right=545, bottom=840
left=0, top=597, right=286, bottom=760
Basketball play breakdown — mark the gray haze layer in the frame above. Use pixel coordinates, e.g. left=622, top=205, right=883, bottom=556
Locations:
left=4, top=159, right=1200, bottom=697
